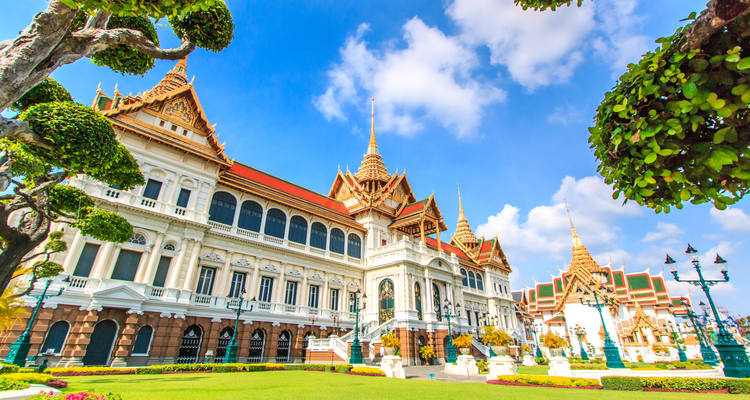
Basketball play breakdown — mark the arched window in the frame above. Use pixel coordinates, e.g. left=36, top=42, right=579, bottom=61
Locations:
left=378, top=279, right=395, bottom=324
left=330, top=228, right=345, bottom=254
left=208, top=192, right=236, bottom=225
left=433, top=283, right=442, bottom=322
left=276, top=330, right=292, bottom=363
left=176, top=325, right=203, bottom=364
left=310, top=222, right=327, bottom=250
left=215, top=327, right=233, bottom=362
left=248, top=329, right=266, bottom=363
left=163, top=243, right=176, bottom=251
left=414, top=283, right=423, bottom=320
left=476, top=273, right=484, bottom=291
left=238, top=200, right=263, bottom=232
left=460, top=269, right=468, bottom=287
left=289, top=216, right=308, bottom=244
left=41, top=321, right=70, bottom=355
left=132, top=325, right=153, bottom=355
left=264, top=208, right=286, bottom=238
left=302, top=332, right=313, bottom=362
left=83, top=320, right=118, bottom=366
left=468, top=271, right=476, bottom=289
left=347, top=234, right=361, bottom=258
left=129, top=233, right=146, bottom=245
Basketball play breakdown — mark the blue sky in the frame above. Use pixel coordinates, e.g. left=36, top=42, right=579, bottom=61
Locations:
left=4, top=0, right=748, bottom=313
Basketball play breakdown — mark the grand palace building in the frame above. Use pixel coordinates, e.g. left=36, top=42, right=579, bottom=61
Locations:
left=0, top=59, right=520, bottom=367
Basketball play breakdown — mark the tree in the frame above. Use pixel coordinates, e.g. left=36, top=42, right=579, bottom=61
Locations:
left=0, top=0, right=235, bottom=293
left=515, top=0, right=750, bottom=212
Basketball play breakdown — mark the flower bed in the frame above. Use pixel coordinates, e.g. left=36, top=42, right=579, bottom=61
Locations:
left=0, top=377, right=29, bottom=391
left=1, top=372, right=54, bottom=383
left=490, top=375, right=601, bottom=389
left=45, top=379, right=68, bottom=389
left=348, top=367, right=385, bottom=376
left=27, top=391, right=122, bottom=400
left=24, top=363, right=353, bottom=377
left=601, top=376, right=750, bottom=394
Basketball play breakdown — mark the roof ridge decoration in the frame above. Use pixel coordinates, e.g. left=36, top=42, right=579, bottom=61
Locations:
left=452, top=184, right=479, bottom=247
left=355, top=97, right=391, bottom=183
left=143, top=57, right=189, bottom=100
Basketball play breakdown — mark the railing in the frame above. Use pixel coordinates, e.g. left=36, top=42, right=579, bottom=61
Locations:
left=331, top=336, right=348, bottom=360
left=236, top=228, right=259, bottom=239
left=471, top=337, right=489, bottom=357
left=208, top=221, right=231, bottom=233
left=68, top=277, right=89, bottom=289
left=284, top=304, right=297, bottom=313
left=256, top=301, right=272, bottom=311
left=263, top=236, right=283, bottom=245
left=191, top=293, right=214, bottom=306
left=149, top=287, right=164, bottom=297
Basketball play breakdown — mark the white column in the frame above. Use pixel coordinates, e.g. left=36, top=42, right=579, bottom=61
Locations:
left=249, top=258, right=262, bottom=299
left=89, top=242, right=115, bottom=279
left=138, top=233, right=164, bottom=284
left=274, top=263, right=286, bottom=303
left=181, top=241, right=202, bottom=290
left=165, top=238, right=189, bottom=289
left=215, top=251, right=234, bottom=296
left=322, top=273, right=330, bottom=311
left=167, top=174, right=183, bottom=204
left=298, top=270, right=308, bottom=306
left=62, top=230, right=85, bottom=275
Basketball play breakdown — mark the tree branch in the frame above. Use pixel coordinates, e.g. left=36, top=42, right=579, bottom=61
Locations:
left=681, top=0, right=750, bottom=51
left=79, top=27, right=195, bottom=60
left=0, top=116, right=54, bottom=151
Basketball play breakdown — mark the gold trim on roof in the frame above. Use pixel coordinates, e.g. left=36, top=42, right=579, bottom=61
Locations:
left=355, top=98, right=390, bottom=183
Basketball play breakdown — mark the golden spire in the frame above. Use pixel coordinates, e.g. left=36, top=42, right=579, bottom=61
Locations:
left=143, top=57, right=189, bottom=100
left=565, top=202, right=582, bottom=247
left=356, top=97, right=390, bottom=183
left=453, top=184, right=478, bottom=246
left=565, top=203, right=601, bottom=274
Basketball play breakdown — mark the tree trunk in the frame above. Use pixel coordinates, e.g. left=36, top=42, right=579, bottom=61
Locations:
left=0, top=237, right=40, bottom=293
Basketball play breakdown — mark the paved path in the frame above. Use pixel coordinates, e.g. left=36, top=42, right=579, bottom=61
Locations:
left=404, top=365, right=486, bottom=383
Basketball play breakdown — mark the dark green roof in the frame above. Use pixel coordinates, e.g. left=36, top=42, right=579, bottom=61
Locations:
left=627, top=274, right=651, bottom=290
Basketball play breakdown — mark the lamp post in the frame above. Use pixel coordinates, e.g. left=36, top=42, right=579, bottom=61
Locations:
left=579, top=285, right=625, bottom=368
left=438, top=299, right=460, bottom=363
left=664, top=321, right=687, bottom=362
left=667, top=245, right=750, bottom=377
left=681, top=299, right=719, bottom=366
left=223, top=292, right=254, bottom=364
left=573, top=324, right=589, bottom=361
left=532, top=323, right=543, bottom=358
left=349, top=289, right=366, bottom=364
left=5, top=278, right=66, bottom=367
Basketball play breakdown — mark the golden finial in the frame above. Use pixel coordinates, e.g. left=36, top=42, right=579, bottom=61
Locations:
left=355, top=96, right=390, bottom=183
left=453, top=183, right=477, bottom=246
left=565, top=201, right=581, bottom=247
left=368, top=97, right=378, bottom=155
left=457, top=183, right=466, bottom=218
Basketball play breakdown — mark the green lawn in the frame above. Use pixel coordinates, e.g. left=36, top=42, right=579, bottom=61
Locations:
left=59, top=371, right=748, bottom=400
left=517, top=365, right=550, bottom=375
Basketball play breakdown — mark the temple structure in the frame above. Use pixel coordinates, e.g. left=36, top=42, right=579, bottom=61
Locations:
left=520, top=211, right=689, bottom=363
left=2, top=59, right=519, bottom=367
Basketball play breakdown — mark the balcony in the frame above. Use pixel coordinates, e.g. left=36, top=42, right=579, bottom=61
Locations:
left=367, top=237, right=459, bottom=268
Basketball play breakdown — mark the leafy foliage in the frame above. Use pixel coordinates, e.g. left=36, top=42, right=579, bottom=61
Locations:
left=91, top=15, right=159, bottom=75
left=18, top=101, right=143, bottom=189
left=452, top=333, right=473, bottom=348
left=591, top=13, right=750, bottom=212
left=493, top=374, right=600, bottom=387
left=0, top=377, right=29, bottom=391
left=514, top=0, right=584, bottom=11
left=10, top=79, right=72, bottom=113
left=540, top=332, right=566, bottom=348
left=61, top=0, right=220, bottom=18
left=419, top=345, right=435, bottom=360
left=380, top=331, right=401, bottom=348
left=481, top=325, right=512, bottom=346
left=75, top=207, right=133, bottom=242
left=170, top=1, right=234, bottom=52
left=601, top=376, right=643, bottom=391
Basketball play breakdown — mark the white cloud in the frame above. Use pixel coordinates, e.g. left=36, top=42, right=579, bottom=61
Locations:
left=591, top=0, right=650, bottom=76
left=314, top=19, right=506, bottom=137
left=476, top=175, right=640, bottom=262
left=642, top=222, right=683, bottom=243
left=710, top=207, right=750, bottom=231
left=547, top=104, right=588, bottom=126
left=447, top=0, right=595, bottom=89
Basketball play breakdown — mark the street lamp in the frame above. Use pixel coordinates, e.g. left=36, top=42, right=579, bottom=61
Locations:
left=223, top=291, right=254, bottom=364
left=572, top=324, right=588, bottom=361
left=349, top=289, right=366, bottom=364
left=578, top=284, right=625, bottom=368
left=663, top=321, right=687, bottom=362
left=438, top=299, right=460, bottom=363
left=667, top=245, right=750, bottom=377
left=680, top=298, right=719, bottom=366
left=5, top=277, right=66, bottom=367
left=532, top=322, right=543, bottom=358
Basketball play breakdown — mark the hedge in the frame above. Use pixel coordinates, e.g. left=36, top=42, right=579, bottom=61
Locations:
left=602, top=376, right=750, bottom=394
left=601, top=376, right=643, bottom=391
left=0, top=363, right=19, bottom=374
left=494, top=375, right=601, bottom=388
left=570, top=363, right=608, bottom=370
left=349, top=367, right=384, bottom=376
left=0, top=377, right=29, bottom=392
left=38, top=363, right=353, bottom=377
left=1, top=373, right=53, bottom=384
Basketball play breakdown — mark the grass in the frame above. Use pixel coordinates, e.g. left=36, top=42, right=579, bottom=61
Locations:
left=58, top=371, right=748, bottom=400
left=518, top=365, right=550, bottom=375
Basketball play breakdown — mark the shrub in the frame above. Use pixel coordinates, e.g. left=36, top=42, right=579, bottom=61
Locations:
left=481, top=326, right=511, bottom=346
left=135, top=366, right=163, bottom=375
left=726, top=379, right=750, bottom=394
left=380, top=331, right=400, bottom=348
left=45, top=380, right=67, bottom=389
left=570, top=363, right=607, bottom=370
left=540, top=332, right=566, bottom=349
left=0, top=377, right=29, bottom=391
left=27, top=392, right=122, bottom=400
left=334, top=364, right=353, bottom=373
left=534, top=357, right=548, bottom=365
left=1, top=372, right=53, bottom=384
left=0, top=363, right=19, bottom=374
left=642, top=377, right=727, bottom=391
left=419, top=345, right=435, bottom=360
left=601, top=376, right=643, bottom=391
left=349, top=367, right=385, bottom=376
left=476, top=360, right=488, bottom=372
left=494, top=375, right=600, bottom=388
left=212, top=365, right=241, bottom=373
left=18, top=367, right=36, bottom=373
left=45, top=367, right=134, bottom=376
left=452, top=333, right=473, bottom=348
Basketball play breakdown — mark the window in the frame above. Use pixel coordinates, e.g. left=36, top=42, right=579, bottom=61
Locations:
left=468, top=271, right=476, bottom=289
left=176, top=188, right=191, bottom=208
left=264, top=208, right=286, bottom=239
left=142, top=179, right=162, bottom=200
left=347, top=234, right=361, bottom=258
left=329, top=288, right=339, bottom=311
left=414, top=283, right=423, bottom=320
left=152, top=256, right=171, bottom=287
left=238, top=200, right=262, bottom=232
left=329, top=228, right=345, bottom=254
left=228, top=271, right=246, bottom=298
left=40, top=321, right=69, bottom=355
left=476, top=274, right=484, bottom=291
left=111, top=250, right=142, bottom=281
left=208, top=191, right=236, bottom=225
left=73, top=243, right=100, bottom=277
left=163, top=243, right=176, bottom=251
left=129, top=233, right=147, bottom=245
left=285, top=281, right=298, bottom=305
left=308, top=285, right=319, bottom=308
left=432, top=283, right=441, bottom=322
left=460, top=269, right=468, bottom=287
left=132, top=325, right=153, bottom=355
left=258, top=277, right=273, bottom=303
left=348, top=292, right=357, bottom=313
left=289, top=216, right=308, bottom=244
left=310, top=222, right=327, bottom=250
left=379, top=279, right=395, bottom=324
left=195, top=267, right=216, bottom=295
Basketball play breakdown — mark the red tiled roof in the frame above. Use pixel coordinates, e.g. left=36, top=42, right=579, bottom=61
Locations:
left=425, top=237, right=470, bottom=260
left=398, top=199, right=428, bottom=217
left=226, top=162, right=350, bottom=215
left=479, top=240, right=493, bottom=252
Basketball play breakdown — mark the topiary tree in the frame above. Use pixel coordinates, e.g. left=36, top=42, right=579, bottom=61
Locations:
left=0, top=0, right=235, bottom=293
left=515, top=0, right=750, bottom=212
